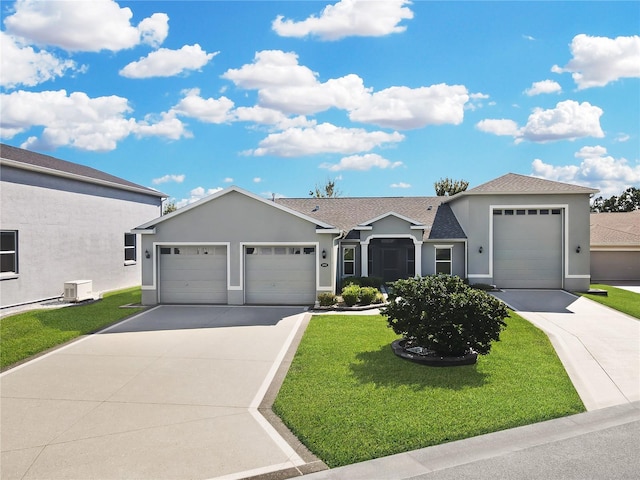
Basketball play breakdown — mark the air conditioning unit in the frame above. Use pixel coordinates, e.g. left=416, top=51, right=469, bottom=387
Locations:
left=63, top=280, right=93, bottom=302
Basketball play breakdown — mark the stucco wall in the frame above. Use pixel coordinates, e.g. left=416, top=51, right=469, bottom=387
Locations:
left=139, top=190, right=335, bottom=305
left=1, top=166, right=162, bottom=307
left=448, top=193, right=592, bottom=290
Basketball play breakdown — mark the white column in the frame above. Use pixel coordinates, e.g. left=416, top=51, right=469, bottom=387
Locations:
left=414, top=240, right=422, bottom=277
left=360, top=240, right=369, bottom=277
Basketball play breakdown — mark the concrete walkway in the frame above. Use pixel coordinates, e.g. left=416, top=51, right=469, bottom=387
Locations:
left=0, top=306, right=318, bottom=480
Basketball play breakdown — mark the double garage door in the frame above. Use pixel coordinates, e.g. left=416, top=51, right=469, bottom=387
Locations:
left=158, top=244, right=316, bottom=305
left=493, top=208, right=563, bottom=289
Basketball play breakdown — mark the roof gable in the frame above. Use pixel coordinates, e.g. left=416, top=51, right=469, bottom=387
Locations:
left=448, top=173, right=598, bottom=200
left=356, top=211, right=425, bottom=229
left=0, top=143, right=165, bottom=198
left=135, top=186, right=336, bottom=230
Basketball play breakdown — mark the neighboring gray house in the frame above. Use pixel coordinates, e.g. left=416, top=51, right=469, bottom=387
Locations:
left=0, top=144, right=165, bottom=308
left=134, top=173, right=596, bottom=306
left=590, top=211, right=640, bottom=282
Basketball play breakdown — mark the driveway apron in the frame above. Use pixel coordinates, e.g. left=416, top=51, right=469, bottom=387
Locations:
left=491, top=290, right=640, bottom=411
left=1, top=306, right=309, bottom=480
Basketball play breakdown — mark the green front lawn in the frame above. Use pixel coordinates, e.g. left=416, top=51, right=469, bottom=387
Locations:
left=580, top=284, right=640, bottom=319
left=273, top=313, right=584, bottom=468
left=1, top=287, right=144, bottom=369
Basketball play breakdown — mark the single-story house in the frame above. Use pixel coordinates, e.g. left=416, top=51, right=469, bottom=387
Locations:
left=0, top=144, right=166, bottom=308
left=134, top=173, right=596, bottom=306
left=590, top=210, right=640, bottom=282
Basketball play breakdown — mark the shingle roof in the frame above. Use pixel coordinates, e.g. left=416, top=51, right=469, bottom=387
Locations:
left=0, top=143, right=165, bottom=198
left=590, top=211, right=640, bottom=246
left=275, top=197, right=466, bottom=240
left=456, top=173, right=599, bottom=196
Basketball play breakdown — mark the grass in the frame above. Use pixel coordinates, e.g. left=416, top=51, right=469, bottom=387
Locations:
left=273, top=312, right=584, bottom=468
left=0, top=287, right=144, bottom=369
left=579, top=284, right=640, bottom=319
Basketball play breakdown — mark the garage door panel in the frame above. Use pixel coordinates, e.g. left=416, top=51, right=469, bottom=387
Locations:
left=493, top=211, right=563, bottom=289
left=245, top=247, right=316, bottom=305
left=159, top=246, right=227, bottom=304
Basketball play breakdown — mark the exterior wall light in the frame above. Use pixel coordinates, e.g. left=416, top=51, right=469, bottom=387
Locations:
left=145, top=250, right=151, bottom=259
left=576, top=246, right=581, bottom=253
left=322, top=249, right=327, bottom=259
left=478, top=246, right=483, bottom=253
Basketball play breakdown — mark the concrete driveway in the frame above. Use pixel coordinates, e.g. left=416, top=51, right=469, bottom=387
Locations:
left=491, top=289, right=640, bottom=411
left=1, top=306, right=314, bottom=480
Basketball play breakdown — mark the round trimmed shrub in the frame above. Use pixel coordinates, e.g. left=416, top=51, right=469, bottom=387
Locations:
left=317, top=292, right=337, bottom=306
left=359, top=286, right=378, bottom=305
left=381, top=275, right=508, bottom=356
left=341, top=284, right=360, bottom=307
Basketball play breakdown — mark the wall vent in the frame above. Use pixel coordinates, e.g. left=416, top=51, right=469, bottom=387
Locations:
left=63, top=280, right=93, bottom=302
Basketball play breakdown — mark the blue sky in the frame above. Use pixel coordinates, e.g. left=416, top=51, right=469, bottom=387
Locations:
left=2, top=0, right=638, bottom=207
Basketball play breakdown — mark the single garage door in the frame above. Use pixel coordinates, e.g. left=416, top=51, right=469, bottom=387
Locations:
left=245, top=246, right=316, bottom=305
left=159, top=245, right=227, bottom=304
left=493, top=208, right=563, bottom=288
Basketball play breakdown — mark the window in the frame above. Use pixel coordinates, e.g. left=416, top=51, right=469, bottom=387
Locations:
left=1, top=231, right=18, bottom=275
left=124, top=233, right=136, bottom=262
left=435, top=246, right=452, bottom=275
left=343, top=246, right=355, bottom=276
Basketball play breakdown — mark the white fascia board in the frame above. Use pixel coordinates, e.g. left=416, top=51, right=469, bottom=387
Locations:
left=444, top=189, right=598, bottom=204
left=0, top=158, right=167, bottom=199
left=135, top=185, right=336, bottom=230
left=316, top=228, right=341, bottom=234
left=358, top=211, right=424, bottom=227
left=131, top=228, right=156, bottom=234
left=410, top=225, right=426, bottom=230
left=354, top=225, right=373, bottom=231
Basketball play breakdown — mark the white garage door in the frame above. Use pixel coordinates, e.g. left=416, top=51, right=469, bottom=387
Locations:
left=159, top=246, right=227, bottom=304
left=493, top=208, right=563, bottom=289
left=245, top=246, right=316, bottom=305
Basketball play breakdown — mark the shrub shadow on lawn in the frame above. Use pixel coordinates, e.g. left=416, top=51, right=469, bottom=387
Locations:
left=349, top=344, right=488, bottom=391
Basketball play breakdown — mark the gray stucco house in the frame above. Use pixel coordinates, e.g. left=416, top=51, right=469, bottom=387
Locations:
left=0, top=144, right=165, bottom=308
left=590, top=211, right=640, bottom=282
left=134, top=173, right=597, bottom=306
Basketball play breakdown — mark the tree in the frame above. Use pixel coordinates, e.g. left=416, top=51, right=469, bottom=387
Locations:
left=591, top=187, right=640, bottom=212
left=163, top=201, right=177, bottom=215
left=309, top=178, right=342, bottom=198
left=382, top=275, right=508, bottom=356
left=434, top=177, right=469, bottom=196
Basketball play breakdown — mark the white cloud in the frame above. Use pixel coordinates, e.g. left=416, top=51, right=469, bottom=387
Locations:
left=223, top=177, right=234, bottom=183
left=223, top=51, right=370, bottom=115
left=350, top=84, right=468, bottom=129
left=524, top=79, right=562, bottom=96
left=173, top=88, right=234, bottom=124
left=390, top=182, right=411, bottom=188
left=120, top=45, right=217, bottom=79
left=531, top=145, right=640, bottom=197
left=614, top=133, right=631, bottom=143
left=0, top=89, right=189, bottom=151
left=152, top=174, right=185, bottom=185
left=475, top=119, right=520, bottom=136
left=320, top=153, right=402, bottom=171
left=523, top=34, right=536, bottom=41
left=232, top=106, right=315, bottom=130
left=272, top=0, right=413, bottom=41
left=476, top=100, right=604, bottom=143
left=552, top=34, right=640, bottom=89
left=0, top=32, right=78, bottom=89
left=253, top=177, right=262, bottom=183
left=251, top=123, right=404, bottom=157
left=4, top=0, right=169, bottom=52
left=175, top=186, right=223, bottom=208
left=520, top=100, right=604, bottom=142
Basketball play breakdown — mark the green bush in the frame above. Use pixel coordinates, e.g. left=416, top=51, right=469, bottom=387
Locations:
left=373, top=292, right=385, bottom=304
left=341, top=284, right=361, bottom=307
left=318, top=292, right=337, bottom=306
left=381, top=274, right=508, bottom=356
left=359, top=286, right=378, bottom=305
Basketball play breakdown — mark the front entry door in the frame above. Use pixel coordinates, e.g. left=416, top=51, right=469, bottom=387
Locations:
left=382, top=248, right=401, bottom=283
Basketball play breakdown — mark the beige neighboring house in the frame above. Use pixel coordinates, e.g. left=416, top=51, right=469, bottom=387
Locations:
left=590, top=210, right=640, bottom=282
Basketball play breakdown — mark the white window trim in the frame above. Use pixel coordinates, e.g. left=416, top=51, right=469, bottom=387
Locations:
left=1, top=230, right=18, bottom=277
left=343, top=245, right=356, bottom=277
left=434, top=244, right=453, bottom=275
left=124, top=233, right=137, bottom=265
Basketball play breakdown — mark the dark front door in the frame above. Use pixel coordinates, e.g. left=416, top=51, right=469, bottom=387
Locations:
left=369, top=238, right=415, bottom=283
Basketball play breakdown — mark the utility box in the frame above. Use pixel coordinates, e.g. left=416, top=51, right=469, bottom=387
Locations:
left=63, top=280, right=93, bottom=302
